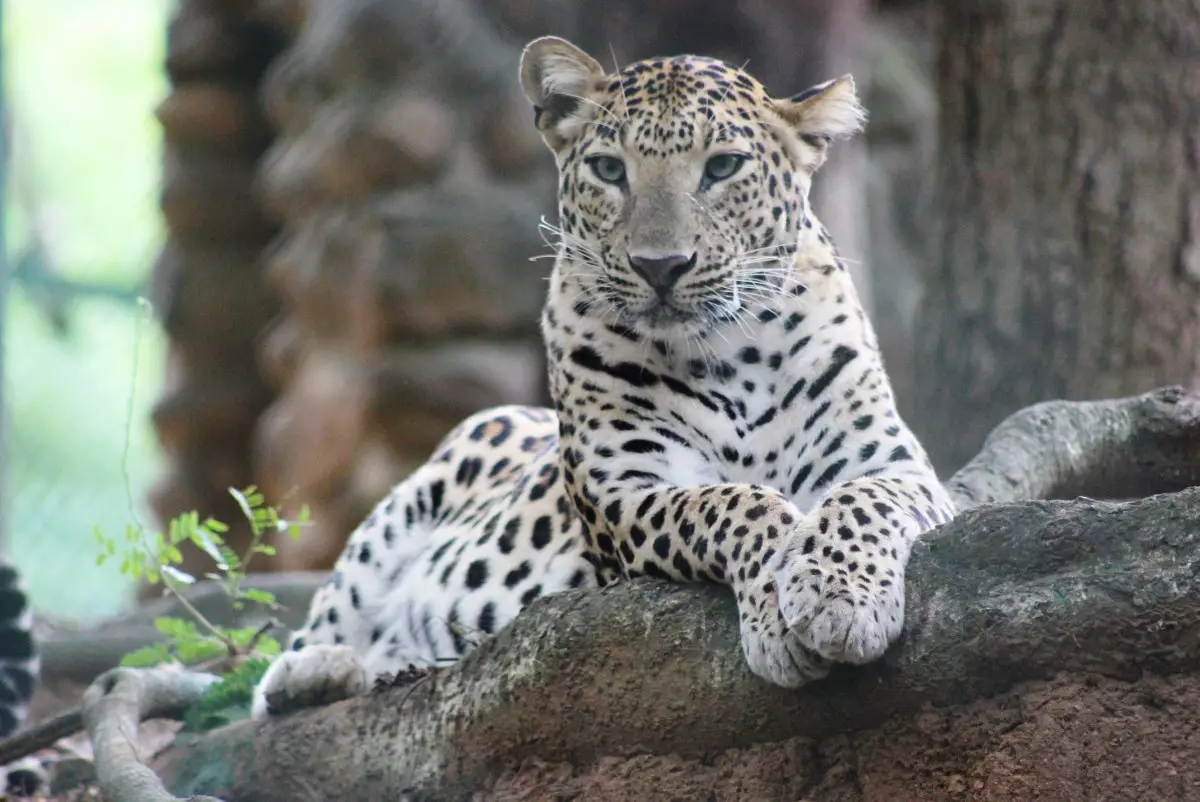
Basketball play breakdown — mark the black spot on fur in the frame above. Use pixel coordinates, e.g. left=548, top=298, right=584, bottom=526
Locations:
left=465, top=560, right=489, bottom=590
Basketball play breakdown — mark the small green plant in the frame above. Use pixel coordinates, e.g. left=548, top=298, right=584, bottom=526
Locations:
left=181, top=656, right=275, bottom=733
left=94, top=486, right=309, bottom=728
left=95, top=486, right=308, bottom=668
left=93, top=298, right=309, bottom=728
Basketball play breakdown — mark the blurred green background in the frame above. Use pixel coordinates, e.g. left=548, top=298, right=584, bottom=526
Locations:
left=5, top=0, right=169, bottom=620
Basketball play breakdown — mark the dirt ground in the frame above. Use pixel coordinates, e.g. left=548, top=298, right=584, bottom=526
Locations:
left=490, top=672, right=1200, bottom=802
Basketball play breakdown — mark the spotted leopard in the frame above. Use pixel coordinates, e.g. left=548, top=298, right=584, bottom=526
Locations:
left=252, top=36, right=955, bottom=717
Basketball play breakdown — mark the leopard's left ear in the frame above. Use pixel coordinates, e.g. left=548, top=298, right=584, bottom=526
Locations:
left=773, top=74, right=866, bottom=144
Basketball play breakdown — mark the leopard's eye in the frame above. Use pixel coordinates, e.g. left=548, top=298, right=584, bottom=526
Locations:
left=703, top=154, right=746, bottom=182
left=588, top=155, right=627, bottom=185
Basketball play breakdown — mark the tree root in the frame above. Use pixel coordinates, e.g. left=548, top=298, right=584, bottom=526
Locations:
left=82, top=665, right=223, bottom=802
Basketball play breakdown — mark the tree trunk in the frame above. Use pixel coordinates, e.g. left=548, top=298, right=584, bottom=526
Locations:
left=137, top=387, right=1200, bottom=802
left=911, top=0, right=1200, bottom=474
left=156, top=484, right=1200, bottom=801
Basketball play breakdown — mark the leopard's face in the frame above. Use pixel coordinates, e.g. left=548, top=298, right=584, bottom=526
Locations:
left=521, top=38, right=865, bottom=335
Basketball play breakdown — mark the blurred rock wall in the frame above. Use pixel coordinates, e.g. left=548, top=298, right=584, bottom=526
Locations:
left=251, top=0, right=561, bottom=568
left=147, top=1, right=289, bottom=583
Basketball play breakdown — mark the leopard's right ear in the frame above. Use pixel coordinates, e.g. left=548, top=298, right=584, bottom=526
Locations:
left=519, top=36, right=608, bottom=151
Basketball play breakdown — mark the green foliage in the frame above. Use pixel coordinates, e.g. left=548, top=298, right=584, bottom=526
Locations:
left=119, top=619, right=283, bottom=669
left=94, top=486, right=309, bottom=639
left=181, top=658, right=274, bottom=733
left=94, top=487, right=307, bottom=725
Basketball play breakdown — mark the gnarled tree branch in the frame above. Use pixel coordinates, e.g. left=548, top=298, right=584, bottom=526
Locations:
left=145, top=388, right=1200, bottom=800
left=82, top=666, right=222, bottom=802
left=948, top=385, right=1200, bottom=507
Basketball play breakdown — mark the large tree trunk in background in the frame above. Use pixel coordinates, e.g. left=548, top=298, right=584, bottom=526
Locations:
left=911, top=0, right=1200, bottom=474
left=809, top=0, right=871, bottom=311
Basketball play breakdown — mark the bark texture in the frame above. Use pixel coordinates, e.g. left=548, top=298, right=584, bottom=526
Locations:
left=912, top=0, right=1200, bottom=473
left=144, top=388, right=1200, bottom=801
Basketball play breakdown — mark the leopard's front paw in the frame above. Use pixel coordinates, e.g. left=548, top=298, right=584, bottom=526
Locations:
left=251, top=644, right=369, bottom=719
left=773, top=530, right=905, bottom=665
left=737, top=576, right=831, bottom=688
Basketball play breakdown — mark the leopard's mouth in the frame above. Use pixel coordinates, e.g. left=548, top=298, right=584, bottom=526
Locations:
left=603, top=267, right=735, bottom=330
left=630, top=298, right=697, bottom=328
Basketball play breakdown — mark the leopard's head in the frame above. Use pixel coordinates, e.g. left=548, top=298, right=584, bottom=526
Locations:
left=521, top=36, right=864, bottom=333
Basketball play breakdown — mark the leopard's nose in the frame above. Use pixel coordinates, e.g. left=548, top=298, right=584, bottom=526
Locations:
left=628, top=252, right=698, bottom=296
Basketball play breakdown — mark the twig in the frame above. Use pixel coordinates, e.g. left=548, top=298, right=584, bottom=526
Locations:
left=0, top=707, right=81, bottom=767
left=157, top=583, right=240, bottom=656
left=112, top=295, right=240, bottom=656
left=243, top=618, right=282, bottom=655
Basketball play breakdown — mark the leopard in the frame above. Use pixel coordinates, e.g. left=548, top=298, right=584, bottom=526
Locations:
left=252, top=35, right=956, bottom=718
